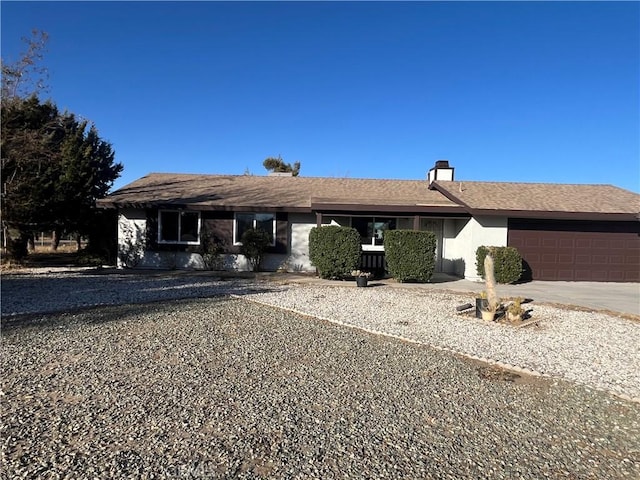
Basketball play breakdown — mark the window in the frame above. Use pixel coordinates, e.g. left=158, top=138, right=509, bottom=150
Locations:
left=352, top=217, right=396, bottom=249
left=158, top=210, right=200, bottom=244
left=234, top=213, right=275, bottom=245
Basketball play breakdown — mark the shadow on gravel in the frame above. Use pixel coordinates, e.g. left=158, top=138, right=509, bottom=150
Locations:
left=1, top=273, right=280, bottom=326
left=1, top=295, right=257, bottom=332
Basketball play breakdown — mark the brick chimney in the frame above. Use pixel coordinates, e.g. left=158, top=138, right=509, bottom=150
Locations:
left=428, top=160, right=454, bottom=186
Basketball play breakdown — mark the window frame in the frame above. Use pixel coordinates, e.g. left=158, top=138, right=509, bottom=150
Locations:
left=157, top=210, right=201, bottom=245
left=233, top=212, right=276, bottom=246
left=351, top=216, right=397, bottom=251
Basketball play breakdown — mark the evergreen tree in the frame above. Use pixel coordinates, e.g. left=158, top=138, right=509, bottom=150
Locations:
left=263, top=155, right=300, bottom=176
left=1, top=31, right=122, bottom=259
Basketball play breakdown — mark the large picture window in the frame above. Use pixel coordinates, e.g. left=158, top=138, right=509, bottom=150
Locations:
left=234, top=213, right=275, bottom=245
left=352, top=217, right=396, bottom=249
left=158, top=210, right=200, bottom=244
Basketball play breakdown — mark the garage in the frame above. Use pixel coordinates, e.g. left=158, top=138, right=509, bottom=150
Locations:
left=508, top=219, right=640, bottom=282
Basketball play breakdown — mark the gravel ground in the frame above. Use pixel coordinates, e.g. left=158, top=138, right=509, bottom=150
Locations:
left=2, top=271, right=640, bottom=478
left=0, top=270, right=268, bottom=317
left=244, top=284, right=640, bottom=401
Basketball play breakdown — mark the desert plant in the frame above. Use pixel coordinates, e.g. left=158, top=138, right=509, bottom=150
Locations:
left=476, top=246, right=523, bottom=284
left=482, top=253, right=500, bottom=319
left=384, top=230, right=436, bottom=282
left=240, top=228, right=271, bottom=272
left=309, top=226, right=361, bottom=279
left=507, top=297, right=525, bottom=323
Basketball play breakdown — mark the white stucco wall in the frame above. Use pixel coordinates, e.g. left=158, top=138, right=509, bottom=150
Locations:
left=442, top=216, right=508, bottom=281
left=117, top=209, right=148, bottom=269
left=118, top=209, right=206, bottom=270
left=217, top=253, right=288, bottom=272
left=139, top=251, right=206, bottom=270
left=441, top=219, right=466, bottom=276
left=285, top=213, right=321, bottom=272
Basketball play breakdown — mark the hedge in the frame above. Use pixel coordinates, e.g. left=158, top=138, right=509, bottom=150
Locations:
left=309, top=226, right=361, bottom=279
left=475, top=245, right=523, bottom=284
left=384, top=230, right=437, bottom=283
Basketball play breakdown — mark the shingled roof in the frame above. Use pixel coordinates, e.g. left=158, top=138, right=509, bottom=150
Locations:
left=98, top=173, right=464, bottom=213
left=98, top=172, right=639, bottom=220
left=431, top=180, right=640, bottom=220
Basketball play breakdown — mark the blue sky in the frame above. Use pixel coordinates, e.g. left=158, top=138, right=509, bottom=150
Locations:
left=2, top=1, right=639, bottom=193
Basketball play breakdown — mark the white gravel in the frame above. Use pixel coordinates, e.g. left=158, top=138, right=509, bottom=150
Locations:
left=244, top=284, right=640, bottom=401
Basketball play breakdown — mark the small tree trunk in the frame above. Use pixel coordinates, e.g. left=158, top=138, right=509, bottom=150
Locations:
left=6, top=227, right=29, bottom=262
left=76, top=234, right=82, bottom=251
left=51, top=229, right=61, bottom=251
left=484, top=253, right=499, bottom=312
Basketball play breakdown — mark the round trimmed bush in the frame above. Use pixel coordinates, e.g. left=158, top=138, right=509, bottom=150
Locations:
left=309, top=226, right=361, bottom=279
left=476, top=246, right=523, bottom=284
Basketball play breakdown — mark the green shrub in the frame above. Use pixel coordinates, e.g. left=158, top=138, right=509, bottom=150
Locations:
left=476, top=246, right=523, bottom=284
left=240, top=228, right=271, bottom=271
left=309, top=226, right=361, bottom=279
left=384, top=230, right=436, bottom=283
left=198, top=225, right=224, bottom=270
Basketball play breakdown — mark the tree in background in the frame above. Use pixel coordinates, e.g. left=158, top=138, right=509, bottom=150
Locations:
left=1, top=30, right=123, bottom=261
left=54, top=117, right=120, bottom=240
left=1, top=29, right=49, bottom=100
left=263, top=155, right=300, bottom=176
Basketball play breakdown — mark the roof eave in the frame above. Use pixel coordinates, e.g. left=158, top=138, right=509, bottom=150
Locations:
left=310, top=202, right=468, bottom=214
left=95, top=200, right=311, bottom=213
left=429, top=182, right=639, bottom=221
left=470, top=209, right=639, bottom=221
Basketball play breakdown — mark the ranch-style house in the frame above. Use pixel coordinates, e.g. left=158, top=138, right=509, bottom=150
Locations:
left=97, top=161, right=640, bottom=282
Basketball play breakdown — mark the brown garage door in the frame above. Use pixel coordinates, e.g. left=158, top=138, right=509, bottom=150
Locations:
left=508, top=219, right=640, bottom=282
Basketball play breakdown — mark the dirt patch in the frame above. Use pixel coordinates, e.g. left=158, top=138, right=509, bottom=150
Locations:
left=477, top=365, right=522, bottom=382
left=466, top=360, right=549, bottom=388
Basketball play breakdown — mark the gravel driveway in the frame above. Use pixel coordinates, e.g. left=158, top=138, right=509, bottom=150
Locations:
left=2, top=271, right=639, bottom=478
